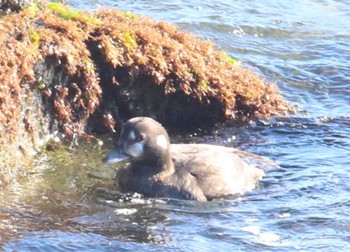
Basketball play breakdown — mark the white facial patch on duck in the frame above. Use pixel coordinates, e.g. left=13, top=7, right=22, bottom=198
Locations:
left=126, top=141, right=144, bottom=158
left=156, top=134, right=168, bottom=150
left=128, top=130, right=136, bottom=141
left=124, top=130, right=145, bottom=158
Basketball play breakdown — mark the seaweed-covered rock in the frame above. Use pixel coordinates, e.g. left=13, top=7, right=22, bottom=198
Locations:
left=0, top=3, right=292, bottom=182
left=88, top=9, right=291, bottom=131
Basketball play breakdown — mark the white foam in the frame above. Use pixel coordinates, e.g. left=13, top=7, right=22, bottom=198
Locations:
left=114, top=208, right=137, bottom=215
left=242, top=225, right=283, bottom=247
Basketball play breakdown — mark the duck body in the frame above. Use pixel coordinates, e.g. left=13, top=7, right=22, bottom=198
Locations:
left=103, top=117, right=264, bottom=201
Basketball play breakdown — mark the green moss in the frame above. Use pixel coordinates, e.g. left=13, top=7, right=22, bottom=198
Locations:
left=26, top=2, right=42, bottom=16
left=47, top=2, right=102, bottom=25
left=83, top=58, right=95, bottom=74
left=221, top=51, right=238, bottom=65
left=83, top=92, right=91, bottom=101
left=80, top=15, right=103, bottom=26
left=48, top=2, right=79, bottom=20
left=123, top=11, right=137, bottom=19
left=29, top=26, right=40, bottom=49
left=199, top=80, right=209, bottom=88
left=123, top=32, right=137, bottom=49
left=37, top=81, right=45, bottom=90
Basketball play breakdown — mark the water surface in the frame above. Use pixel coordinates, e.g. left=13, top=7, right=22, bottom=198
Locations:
left=2, top=0, right=350, bottom=251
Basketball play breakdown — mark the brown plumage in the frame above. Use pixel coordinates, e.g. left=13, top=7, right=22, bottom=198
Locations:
left=103, top=117, right=264, bottom=201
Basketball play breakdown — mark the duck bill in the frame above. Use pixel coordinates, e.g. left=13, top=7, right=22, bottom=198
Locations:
left=103, top=146, right=130, bottom=164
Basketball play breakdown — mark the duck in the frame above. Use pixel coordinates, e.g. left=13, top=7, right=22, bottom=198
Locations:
left=103, top=117, right=264, bottom=201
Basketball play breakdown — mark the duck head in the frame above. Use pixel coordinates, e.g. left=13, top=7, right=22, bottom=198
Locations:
left=103, top=117, right=172, bottom=169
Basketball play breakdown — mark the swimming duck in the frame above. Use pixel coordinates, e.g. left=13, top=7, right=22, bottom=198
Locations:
left=103, top=117, right=264, bottom=201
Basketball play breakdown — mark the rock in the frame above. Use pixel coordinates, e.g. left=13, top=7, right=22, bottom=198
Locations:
left=0, top=3, right=293, bottom=183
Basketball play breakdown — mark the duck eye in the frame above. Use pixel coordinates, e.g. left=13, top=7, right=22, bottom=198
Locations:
left=135, top=134, right=145, bottom=142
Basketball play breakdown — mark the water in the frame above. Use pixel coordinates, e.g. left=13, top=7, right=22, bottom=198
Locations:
left=2, top=0, right=350, bottom=251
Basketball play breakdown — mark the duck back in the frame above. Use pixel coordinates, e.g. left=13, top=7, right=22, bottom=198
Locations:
left=171, top=144, right=264, bottom=200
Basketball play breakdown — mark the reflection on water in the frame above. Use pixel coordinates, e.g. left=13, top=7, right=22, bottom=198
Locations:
left=2, top=0, right=350, bottom=251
